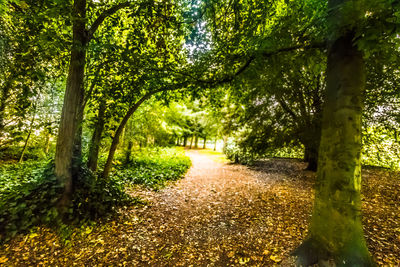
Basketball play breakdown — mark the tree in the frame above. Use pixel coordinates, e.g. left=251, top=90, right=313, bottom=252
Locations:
left=54, top=0, right=136, bottom=209
left=293, top=0, right=377, bottom=265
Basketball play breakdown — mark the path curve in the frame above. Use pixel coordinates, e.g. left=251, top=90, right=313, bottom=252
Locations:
left=4, top=149, right=399, bottom=266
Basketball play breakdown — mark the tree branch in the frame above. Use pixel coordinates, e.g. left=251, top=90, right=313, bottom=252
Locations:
left=193, top=41, right=327, bottom=86
left=87, top=2, right=131, bottom=41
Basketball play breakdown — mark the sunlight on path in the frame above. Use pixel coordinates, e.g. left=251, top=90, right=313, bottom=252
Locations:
left=0, top=149, right=315, bottom=266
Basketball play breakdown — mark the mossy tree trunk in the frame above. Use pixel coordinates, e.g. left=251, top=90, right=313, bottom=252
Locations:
left=294, top=1, right=374, bottom=265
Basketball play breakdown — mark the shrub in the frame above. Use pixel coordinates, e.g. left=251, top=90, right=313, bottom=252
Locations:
left=224, top=142, right=255, bottom=165
left=0, top=160, right=134, bottom=243
left=68, top=165, right=134, bottom=223
left=0, top=160, right=61, bottom=242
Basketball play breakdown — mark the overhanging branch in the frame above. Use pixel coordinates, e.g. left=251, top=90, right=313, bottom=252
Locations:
left=87, top=2, right=131, bottom=41
left=192, top=41, right=327, bottom=86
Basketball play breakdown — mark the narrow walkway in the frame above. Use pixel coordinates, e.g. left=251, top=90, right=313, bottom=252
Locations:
left=105, top=150, right=313, bottom=266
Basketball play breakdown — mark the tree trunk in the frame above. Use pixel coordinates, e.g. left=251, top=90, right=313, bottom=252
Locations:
left=222, top=135, right=228, bottom=153
left=302, top=122, right=321, bottom=172
left=44, top=131, right=51, bottom=155
left=125, top=140, right=133, bottom=163
left=194, top=134, right=198, bottom=148
left=102, top=90, right=163, bottom=179
left=214, top=138, right=217, bottom=151
left=87, top=100, right=106, bottom=172
left=54, top=0, right=87, bottom=211
left=303, top=145, right=318, bottom=172
left=293, top=3, right=374, bottom=264
left=203, top=136, right=206, bottom=149
left=183, top=136, right=187, bottom=147
left=189, top=135, right=193, bottom=149
left=19, top=114, right=35, bottom=163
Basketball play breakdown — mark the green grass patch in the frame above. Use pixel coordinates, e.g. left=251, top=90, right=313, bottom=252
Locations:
left=197, top=149, right=230, bottom=163
left=113, top=147, right=191, bottom=190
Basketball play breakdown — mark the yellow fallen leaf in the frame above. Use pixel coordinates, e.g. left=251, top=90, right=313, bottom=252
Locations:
left=262, top=250, right=270, bottom=255
left=0, top=256, right=8, bottom=263
left=29, top=233, right=39, bottom=239
left=227, top=251, right=235, bottom=258
left=239, top=257, right=250, bottom=265
left=270, top=255, right=282, bottom=263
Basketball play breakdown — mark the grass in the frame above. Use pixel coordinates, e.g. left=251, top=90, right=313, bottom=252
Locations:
left=196, top=148, right=231, bottom=163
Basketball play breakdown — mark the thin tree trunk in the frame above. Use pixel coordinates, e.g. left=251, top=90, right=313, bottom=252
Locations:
left=183, top=136, right=187, bottom=147
left=125, top=141, right=133, bottom=163
left=214, top=138, right=217, bottom=151
left=302, top=122, right=321, bottom=172
left=189, top=135, right=193, bottom=149
left=293, top=2, right=374, bottom=264
left=87, top=100, right=106, bottom=172
left=222, top=135, right=228, bottom=153
left=102, top=89, right=169, bottom=179
left=203, top=136, right=206, bottom=149
left=44, top=131, right=51, bottom=154
left=194, top=134, right=198, bottom=148
left=19, top=113, right=36, bottom=163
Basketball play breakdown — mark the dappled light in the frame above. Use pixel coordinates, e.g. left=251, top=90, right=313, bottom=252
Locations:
left=1, top=0, right=400, bottom=265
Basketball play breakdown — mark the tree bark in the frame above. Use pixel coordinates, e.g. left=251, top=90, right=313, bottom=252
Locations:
left=189, top=135, right=193, bottom=149
left=44, top=131, right=51, bottom=154
left=302, top=121, right=322, bottom=172
left=87, top=100, right=106, bottom=172
left=183, top=136, right=187, bottom=147
left=19, top=113, right=35, bottom=163
left=54, top=0, right=87, bottom=211
left=125, top=140, right=133, bottom=163
left=293, top=2, right=374, bottom=264
left=222, top=135, right=228, bottom=153
left=214, top=138, right=217, bottom=151
left=203, top=136, right=206, bottom=149
left=194, top=134, right=198, bottom=148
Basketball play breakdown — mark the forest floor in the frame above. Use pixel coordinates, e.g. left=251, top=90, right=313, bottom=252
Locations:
left=0, top=149, right=399, bottom=266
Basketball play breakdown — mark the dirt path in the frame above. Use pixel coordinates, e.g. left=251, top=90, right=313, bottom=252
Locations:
left=114, top=149, right=313, bottom=266
left=1, top=150, right=399, bottom=266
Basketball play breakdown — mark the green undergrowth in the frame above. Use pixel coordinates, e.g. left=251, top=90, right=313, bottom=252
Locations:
left=113, top=147, right=191, bottom=190
left=0, top=147, right=190, bottom=243
left=0, top=160, right=135, bottom=244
